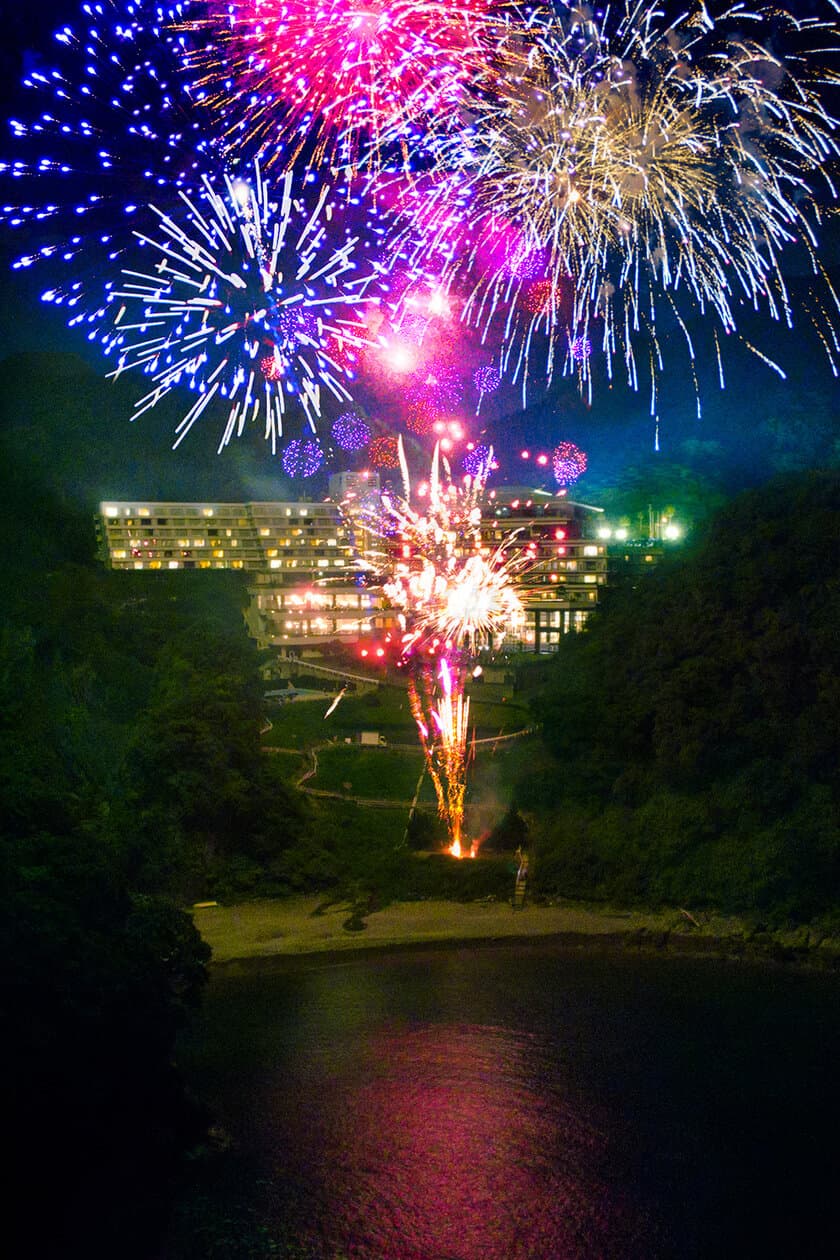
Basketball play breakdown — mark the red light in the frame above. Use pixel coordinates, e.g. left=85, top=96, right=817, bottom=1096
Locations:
left=556, top=546, right=566, bottom=555
left=360, top=649, right=369, bottom=657
left=376, top=648, right=385, bottom=657
left=537, top=454, right=549, bottom=466
left=555, top=528, right=566, bottom=540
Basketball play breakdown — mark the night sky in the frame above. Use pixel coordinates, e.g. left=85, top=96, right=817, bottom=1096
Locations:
left=1, top=0, right=838, bottom=502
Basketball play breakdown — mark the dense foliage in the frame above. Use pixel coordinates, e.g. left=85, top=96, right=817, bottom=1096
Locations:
left=0, top=454, right=307, bottom=1253
left=524, top=470, right=840, bottom=923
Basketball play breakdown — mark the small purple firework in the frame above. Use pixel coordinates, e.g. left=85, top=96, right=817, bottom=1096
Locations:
left=570, top=335, right=592, bottom=363
left=283, top=438, right=324, bottom=478
left=331, top=412, right=371, bottom=451
left=474, top=364, right=501, bottom=395
left=461, top=445, right=493, bottom=478
left=552, top=442, right=588, bottom=487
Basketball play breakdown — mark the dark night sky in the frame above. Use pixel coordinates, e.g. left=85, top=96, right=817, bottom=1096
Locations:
left=1, top=0, right=838, bottom=500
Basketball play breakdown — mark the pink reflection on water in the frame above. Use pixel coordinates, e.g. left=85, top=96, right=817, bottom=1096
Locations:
left=267, top=1024, right=661, bottom=1259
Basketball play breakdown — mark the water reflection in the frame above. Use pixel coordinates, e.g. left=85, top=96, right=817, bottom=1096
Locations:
left=259, top=1022, right=666, bottom=1259
left=186, top=948, right=840, bottom=1260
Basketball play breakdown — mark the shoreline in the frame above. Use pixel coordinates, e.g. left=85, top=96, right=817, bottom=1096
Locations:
left=192, top=896, right=840, bottom=975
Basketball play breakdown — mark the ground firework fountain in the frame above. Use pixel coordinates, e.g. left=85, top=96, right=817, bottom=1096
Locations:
left=349, top=440, right=526, bottom=857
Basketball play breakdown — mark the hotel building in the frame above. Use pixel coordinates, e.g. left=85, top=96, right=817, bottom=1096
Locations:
left=482, top=487, right=607, bottom=651
left=97, top=477, right=607, bottom=653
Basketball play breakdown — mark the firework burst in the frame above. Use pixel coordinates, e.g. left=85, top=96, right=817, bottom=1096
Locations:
left=0, top=0, right=213, bottom=321
left=332, top=410, right=372, bottom=450
left=180, top=0, right=507, bottom=172
left=349, top=440, right=525, bottom=855
left=552, top=441, right=587, bottom=486
left=409, top=0, right=840, bottom=408
left=104, top=162, right=385, bottom=450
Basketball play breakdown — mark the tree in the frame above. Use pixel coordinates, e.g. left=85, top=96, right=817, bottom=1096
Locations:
left=527, top=471, right=840, bottom=919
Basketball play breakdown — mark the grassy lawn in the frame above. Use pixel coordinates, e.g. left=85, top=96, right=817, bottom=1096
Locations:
left=262, top=682, right=530, bottom=750
left=309, top=745, right=438, bottom=802
left=263, top=749, right=306, bottom=782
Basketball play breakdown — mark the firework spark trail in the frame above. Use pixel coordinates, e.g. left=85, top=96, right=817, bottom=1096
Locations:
left=349, top=439, right=526, bottom=855
left=180, top=0, right=509, bottom=172
left=395, top=0, right=840, bottom=407
left=408, top=655, right=471, bottom=856
left=104, top=161, right=385, bottom=451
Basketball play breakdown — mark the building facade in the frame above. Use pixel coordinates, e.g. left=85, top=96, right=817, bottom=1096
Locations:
left=96, top=494, right=384, bottom=648
left=482, top=487, right=607, bottom=652
left=97, top=480, right=607, bottom=654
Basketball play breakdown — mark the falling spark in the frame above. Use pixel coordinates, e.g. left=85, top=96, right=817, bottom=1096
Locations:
left=347, top=439, right=526, bottom=855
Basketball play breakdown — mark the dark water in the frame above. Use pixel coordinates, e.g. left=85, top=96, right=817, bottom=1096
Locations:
left=177, top=944, right=840, bottom=1259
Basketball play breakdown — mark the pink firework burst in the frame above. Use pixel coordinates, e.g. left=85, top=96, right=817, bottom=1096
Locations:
left=184, top=0, right=503, bottom=169
left=424, top=364, right=464, bottom=410
left=552, top=442, right=587, bottom=487
left=405, top=398, right=438, bottom=435
left=369, top=434, right=402, bottom=468
left=523, top=278, right=559, bottom=316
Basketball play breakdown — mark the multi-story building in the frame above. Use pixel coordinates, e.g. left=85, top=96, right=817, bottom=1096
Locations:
left=96, top=489, right=386, bottom=649
left=481, top=487, right=607, bottom=652
left=96, top=479, right=608, bottom=654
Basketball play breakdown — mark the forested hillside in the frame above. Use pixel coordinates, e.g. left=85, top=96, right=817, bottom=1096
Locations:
left=524, top=470, right=840, bottom=923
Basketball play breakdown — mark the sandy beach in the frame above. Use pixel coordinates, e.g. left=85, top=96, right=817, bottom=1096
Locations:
left=191, top=895, right=718, bottom=965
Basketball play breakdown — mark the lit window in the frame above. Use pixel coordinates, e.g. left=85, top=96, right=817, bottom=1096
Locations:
left=199, top=560, right=211, bottom=569
left=317, top=559, right=329, bottom=568
left=213, top=549, right=224, bottom=558
left=645, top=554, right=654, bottom=563
left=139, top=508, right=150, bottom=517
left=105, top=507, right=118, bottom=518
left=583, top=545, right=598, bottom=557
left=111, top=550, right=126, bottom=560
left=225, top=528, right=233, bottom=537
left=193, top=539, right=205, bottom=547
left=584, top=574, right=596, bottom=584
left=202, top=508, right=214, bottom=517
left=267, top=548, right=278, bottom=558
left=260, top=528, right=270, bottom=537
left=232, top=560, right=244, bottom=570
left=270, top=559, right=282, bottom=569
left=134, top=562, right=145, bottom=570
left=168, top=561, right=179, bottom=569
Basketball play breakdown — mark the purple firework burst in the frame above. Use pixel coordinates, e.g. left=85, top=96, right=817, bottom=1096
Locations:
left=474, top=364, right=501, bottom=395
left=552, top=442, right=588, bottom=487
left=461, top=444, right=493, bottom=478
left=332, top=412, right=371, bottom=451
left=283, top=438, right=324, bottom=478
